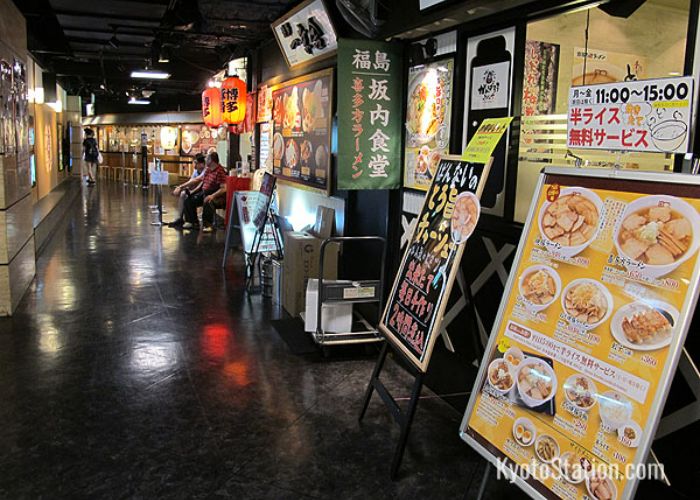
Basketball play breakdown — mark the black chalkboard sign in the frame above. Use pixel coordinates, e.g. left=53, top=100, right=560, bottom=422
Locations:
left=379, top=155, right=491, bottom=372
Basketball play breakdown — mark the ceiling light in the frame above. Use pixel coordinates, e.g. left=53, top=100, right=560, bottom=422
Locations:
left=142, top=89, right=155, bottom=98
left=131, top=70, right=170, bottom=80
left=128, top=97, right=150, bottom=105
left=158, top=46, right=171, bottom=63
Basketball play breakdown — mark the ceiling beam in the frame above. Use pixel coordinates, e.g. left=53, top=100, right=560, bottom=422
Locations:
left=53, top=9, right=162, bottom=24
left=66, top=36, right=149, bottom=48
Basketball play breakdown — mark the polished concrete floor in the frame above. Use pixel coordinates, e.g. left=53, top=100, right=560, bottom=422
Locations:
left=0, top=181, right=692, bottom=499
left=0, top=181, right=500, bottom=499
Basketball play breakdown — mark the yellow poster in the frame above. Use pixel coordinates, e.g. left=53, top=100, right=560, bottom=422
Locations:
left=461, top=117, right=513, bottom=164
left=463, top=171, right=700, bottom=500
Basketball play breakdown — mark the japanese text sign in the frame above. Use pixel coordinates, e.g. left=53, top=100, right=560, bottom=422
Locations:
left=460, top=167, right=700, bottom=500
left=404, top=58, right=455, bottom=192
left=236, top=191, right=280, bottom=254
left=380, top=156, right=491, bottom=372
left=461, top=117, right=513, bottom=164
left=567, top=77, right=694, bottom=154
left=271, top=0, right=338, bottom=69
left=337, top=38, right=403, bottom=190
left=271, top=69, right=333, bottom=192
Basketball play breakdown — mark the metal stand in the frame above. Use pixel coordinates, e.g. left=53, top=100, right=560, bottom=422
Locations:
left=313, top=236, right=386, bottom=347
left=359, top=342, right=425, bottom=480
left=244, top=207, right=283, bottom=292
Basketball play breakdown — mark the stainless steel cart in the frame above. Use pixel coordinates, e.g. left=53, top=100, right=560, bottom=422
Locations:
left=312, top=236, right=386, bottom=347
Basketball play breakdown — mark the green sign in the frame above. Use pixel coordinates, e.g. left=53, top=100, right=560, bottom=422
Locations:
left=461, top=117, right=514, bottom=164
left=337, top=38, right=403, bottom=190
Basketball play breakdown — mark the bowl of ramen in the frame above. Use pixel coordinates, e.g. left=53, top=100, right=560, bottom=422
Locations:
left=586, top=471, right=618, bottom=500
left=451, top=192, right=480, bottom=244
left=285, top=139, right=299, bottom=169
left=599, top=390, right=633, bottom=432
left=300, top=140, right=313, bottom=166
left=614, top=195, right=700, bottom=278
left=534, top=434, right=559, bottom=464
left=617, top=420, right=641, bottom=448
left=651, top=120, right=687, bottom=152
left=564, top=374, right=597, bottom=411
left=518, top=265, right=561, bottom=312
left=571, top=62, right=624, bottom=86
left=487, top=358, right=515, bottom=395
left=561, top=279, right=613, bottom=330
left=315, top=145, right=328, bottom=170
left=538, top=187, right=602, bottom=257
left=512, top=417, right=536, bottom=447
left=504, top=346, right=524, bottom=368
left=558, top=451, right=587, bottom=484
left=516, top=358, right=557, bottom=407
left=406, top=69, right=446, bottom=145
left=610, top=300, right=678, bottom=351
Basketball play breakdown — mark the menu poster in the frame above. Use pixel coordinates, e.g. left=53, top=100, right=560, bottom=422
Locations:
left=572, top=48, right=646, bottom=87
left=337, top=38, right=403, bottom=190
left=461, top=117, right=513, bottom=165
left=236, top=191, right=280, bottom=254
left=271, top=69, right=333, bottom=192
left=257, top=85, right=273, bottom=123
left=403, top=58, right=454, bottom=192
left=523, top=41, right=560, bottom=116
left=253, top=172, right=276, bottom=232
left=567, top=77, right=694, bottom=154
left=271, top=0, right=338, bottom=69
left=181, top=124, right=217, bottom=156
left=379, top=156, right=491, bottom=372
left=460, top=167, right=700, bottom=500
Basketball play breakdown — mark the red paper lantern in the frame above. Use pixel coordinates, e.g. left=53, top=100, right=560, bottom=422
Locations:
left=221, top=76, right=246, bottom=125
left=202, top=88, right=222, bottom=128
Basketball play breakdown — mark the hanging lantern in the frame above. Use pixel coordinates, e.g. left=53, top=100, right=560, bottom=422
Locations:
left=202, top=88, right=222, bottom=128
left=160, top=126, right=178, bottom=150
left=221, top=76, right=246, bottom=125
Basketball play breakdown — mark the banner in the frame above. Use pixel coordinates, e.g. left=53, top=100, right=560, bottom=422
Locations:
left=567, top=77, right=694, bottom=154
left=523, top=41, right=559, bottom=116
left=461, top=168, right=700, bottom=500
left=337, top=38, right=403, bottom=190
left=403, top=58, right=454, bottom=191
left=379, top=156, right=491, bottom=372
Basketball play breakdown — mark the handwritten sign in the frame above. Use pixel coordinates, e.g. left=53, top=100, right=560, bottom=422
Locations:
left=271, top=0, right=338, bottom=69
left=567, top=76, right=694, bottom=153
left=379, top=156, right=491, bottom=372
left=337, top=38, right=402, bottom=190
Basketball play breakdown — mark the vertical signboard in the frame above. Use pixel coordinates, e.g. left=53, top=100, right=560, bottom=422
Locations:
left=337, top=38, right=403, bottom=190
left=403, top=58, right=455, bottom=192
left=523, top=41, right=560, bottom=116
left=461, top=167, right=700, bottom=500
left=379, top=156, right=491, bottom=371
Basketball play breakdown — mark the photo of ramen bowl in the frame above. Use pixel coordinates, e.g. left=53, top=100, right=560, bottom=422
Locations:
left=504, top=346, right=524, bottom=368
left=538, top=187, right=603, bottom=258
left=285, top=139, right=299, bottom=169
left=405, top=69, right=446, bottom=145
left=451, top=192, right=480, bottom=244
left=516, top=358, right=557, bottom=408
left=614, top=195, right=700, bottom=278
left=571, top=62, right=624, bottom=86
left=518, top=264, right=561, bottom=312
left=598, top=390, right=632, bottom=432
left=487, top=358, right=515, bottom=395
left=564, top=374, right=597, bottom=411
left=273, top=133, right=284, bottom=162
left=651, top=120, right=687, bottom=152
left=586, top=472, right=618, bottom=500
left=561, top=279, right=613, bottom=330
left=512, top=417, right=536, bottom=447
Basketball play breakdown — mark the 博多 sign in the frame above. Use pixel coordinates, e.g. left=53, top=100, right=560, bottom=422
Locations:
left=337, top=38, right=403, bottom=190
left=567, top=76, right=694, bottom=154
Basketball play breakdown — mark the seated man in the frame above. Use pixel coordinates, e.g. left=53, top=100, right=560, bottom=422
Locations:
left=182, top=152, right=228, bottom=231
left=167, top=153, right=206, bottom=228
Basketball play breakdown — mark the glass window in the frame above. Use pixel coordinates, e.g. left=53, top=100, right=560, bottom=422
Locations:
left=515, top=0, right=691, bottom=222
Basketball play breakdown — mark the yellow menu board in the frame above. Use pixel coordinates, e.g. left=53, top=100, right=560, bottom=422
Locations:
left=460, top=168, right=700, bottom=500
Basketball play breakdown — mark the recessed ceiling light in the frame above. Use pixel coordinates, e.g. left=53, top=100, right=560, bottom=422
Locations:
left=128, top=97, right=150, bottom=105
left=131, top=70, right=170, bottom=80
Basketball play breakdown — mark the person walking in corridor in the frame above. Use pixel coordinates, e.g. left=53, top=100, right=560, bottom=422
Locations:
left=82, top=128, right=99, bottom=185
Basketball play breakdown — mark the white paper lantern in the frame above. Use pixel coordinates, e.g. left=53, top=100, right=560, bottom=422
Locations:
left=160, top=126, right=178, bottom=150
